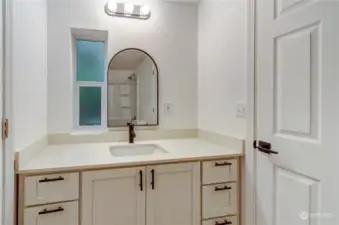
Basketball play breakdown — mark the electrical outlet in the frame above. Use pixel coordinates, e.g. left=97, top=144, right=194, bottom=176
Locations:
left=236, top=102, right=246, bottom=118
left=164, top=102, right=173, bottom=114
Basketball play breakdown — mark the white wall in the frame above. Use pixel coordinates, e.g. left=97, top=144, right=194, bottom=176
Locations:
left=47, top=0, right=198, bottom=133
left=13, top=0, right=48, bottom=150
left=198, top=0, right=247, bottom=138
left=108, top=70, right=134, bottom=83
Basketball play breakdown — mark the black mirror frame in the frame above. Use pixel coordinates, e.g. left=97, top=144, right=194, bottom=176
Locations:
left=107, top=48, right=159, bottom=127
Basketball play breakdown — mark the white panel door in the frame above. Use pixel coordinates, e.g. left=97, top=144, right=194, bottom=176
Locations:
left=0, top=0, right=3, bottom=223
left=82, top=167, right=146, bottom=225
left=1, top=1, right=13, bottom=224
left=146, top=163, right=200, bottom=225
left=256, top=1, right=339, bottom=225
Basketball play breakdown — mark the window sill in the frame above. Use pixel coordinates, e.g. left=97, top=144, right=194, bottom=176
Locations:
left=70, top=129, right=110, bottom=136
left=71, top=126, right=159, bottom=135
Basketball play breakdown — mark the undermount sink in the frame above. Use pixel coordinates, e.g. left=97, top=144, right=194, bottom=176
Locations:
left=109, top=144, right=168, bottom=157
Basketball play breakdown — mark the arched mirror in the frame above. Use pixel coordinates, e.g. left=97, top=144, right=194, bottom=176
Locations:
left=107, top=48, right=159, bottom=127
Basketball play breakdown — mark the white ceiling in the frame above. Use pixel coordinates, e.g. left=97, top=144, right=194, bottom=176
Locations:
left=109, top=49, right=148, bottom=70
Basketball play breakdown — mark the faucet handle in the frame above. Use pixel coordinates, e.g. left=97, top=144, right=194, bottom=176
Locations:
left=129, top=116, right=137, bottom=125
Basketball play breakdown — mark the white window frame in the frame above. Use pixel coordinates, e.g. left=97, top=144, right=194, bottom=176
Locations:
left=71, top=28, right=108, bottom=130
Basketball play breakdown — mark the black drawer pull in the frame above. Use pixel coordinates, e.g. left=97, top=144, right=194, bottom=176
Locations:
left=215, top=220, right=232, bottom=225
left=38, top=207, right=64, bottom=215
left=39, top=176, right=65, bottom=183
left=214, top=186, right=232, bottom=191
left=214, top=162, right=232, bottom=167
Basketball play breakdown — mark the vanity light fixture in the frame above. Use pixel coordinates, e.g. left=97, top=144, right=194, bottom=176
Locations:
left=104, top=1, right=151, bottom=20
left=140, top=5, right=150, bottom=16
left=107, top=1, right=118, bottom=13
left=124, top=3, right=134, bottom=15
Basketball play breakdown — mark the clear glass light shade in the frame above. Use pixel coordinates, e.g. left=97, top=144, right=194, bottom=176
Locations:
left=107, top=1, right=117, bottom=12
left=124, top=4, right=134, bottom=14
left=140, top=5, right=150, bottom=16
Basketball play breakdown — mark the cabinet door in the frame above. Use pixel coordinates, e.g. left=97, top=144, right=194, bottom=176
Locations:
left=24, top=201, right=78, bottom=225
left=82, top=167, right=146, bottom=225
left=146, top=162, right=200, bottom=225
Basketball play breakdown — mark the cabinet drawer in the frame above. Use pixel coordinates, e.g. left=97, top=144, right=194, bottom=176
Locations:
left=25, top=172, right=79, bottom=206
left=24, top=201, right=78, bottom=225
left=202, top=159, right=238, bottom=184
left=203, top=216, right=238, bottom=225
left=202, top=183, right=237, bottom=219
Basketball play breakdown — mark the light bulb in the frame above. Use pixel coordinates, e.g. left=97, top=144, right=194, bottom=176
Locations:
left=124, top=4, right=134, bottom=14
left=107, top=1, right=117, bottom=13
left=140, top=5, right=150, bottom=16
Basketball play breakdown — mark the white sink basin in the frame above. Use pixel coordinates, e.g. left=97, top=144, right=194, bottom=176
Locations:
left=109, top=144, right=167, bottom=157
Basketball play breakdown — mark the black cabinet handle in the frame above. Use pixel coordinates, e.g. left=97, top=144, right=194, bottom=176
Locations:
left=214, top=186, right=232, bottom=191
left=39, top=176, right=64, bottom=183
left=215, top=220, right=232, bottom=225
left=139, top=170, right=143, bottom=191
left=38, top=207, right=64, bottom=215
left=215, top=162, right=232, bottom=166
left=151, top=169, right=155, bottom=190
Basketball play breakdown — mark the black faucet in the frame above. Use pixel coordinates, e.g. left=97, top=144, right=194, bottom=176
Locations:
left=127, top=117, right=136, bottom=143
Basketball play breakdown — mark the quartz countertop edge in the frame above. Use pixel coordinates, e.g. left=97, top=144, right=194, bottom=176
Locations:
left=17, top=138, right=243, bottom=175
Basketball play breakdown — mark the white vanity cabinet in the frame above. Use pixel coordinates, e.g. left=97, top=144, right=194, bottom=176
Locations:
left=81, top=162, right=200, bottom=225
left=17, top=157, right=241, bottom=225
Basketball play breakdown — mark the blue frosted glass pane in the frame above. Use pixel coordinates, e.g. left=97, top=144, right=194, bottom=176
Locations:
left=79, top=87, right=101, bottom=126
left=77, top=40, right=105, bottom=82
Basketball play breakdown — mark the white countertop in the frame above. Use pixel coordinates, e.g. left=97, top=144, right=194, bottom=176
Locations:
left=17, top=138, right=243, bottom=174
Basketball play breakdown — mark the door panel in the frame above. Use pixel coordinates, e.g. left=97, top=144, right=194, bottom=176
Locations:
left=256, top=1, right=339, bottom=225
left=274, top=167, right=320, bottom=225
left=146, top=163, right=200, bottom=225
left=82, top=167, right=146, bottom=225
left=274, top=24, right=319, bottom=138
left=275, top=0, right=314, bottom=17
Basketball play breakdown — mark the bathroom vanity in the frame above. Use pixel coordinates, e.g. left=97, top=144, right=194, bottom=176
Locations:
left=16, top=139, right=243, bottom=225
left=15, top=42, right=244, bottom=225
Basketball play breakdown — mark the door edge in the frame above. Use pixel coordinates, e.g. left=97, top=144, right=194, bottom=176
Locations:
left=243, top=0, right=257, bottom=225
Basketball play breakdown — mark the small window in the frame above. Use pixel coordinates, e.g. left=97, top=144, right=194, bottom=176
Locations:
left=77, top=40, right=105, bottom=82
left=79, top=86, right=102, bottom=126
left=75, top=40, right=105, bottom=128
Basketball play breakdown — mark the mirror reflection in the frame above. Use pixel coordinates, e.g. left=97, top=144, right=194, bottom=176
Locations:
left=107, top=49, right=158, bottom=127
